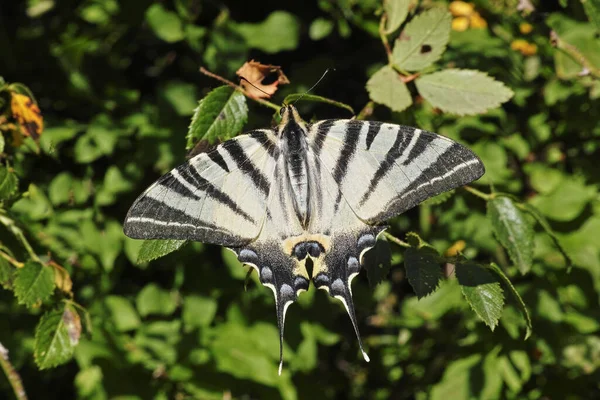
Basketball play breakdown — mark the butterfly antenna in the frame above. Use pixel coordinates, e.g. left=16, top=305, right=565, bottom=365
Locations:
left=239, top=77, right=271, bottom=97
left=293, top=68, right=333, bottom=105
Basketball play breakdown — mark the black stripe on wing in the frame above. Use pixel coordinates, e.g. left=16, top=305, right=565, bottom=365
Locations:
left=222, top=140, right=270, bottom=196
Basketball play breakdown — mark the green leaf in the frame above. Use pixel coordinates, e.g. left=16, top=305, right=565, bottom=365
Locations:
left=404, top=245, right=443, bottom=298
left=582, top=0, right=600, bottom=30
left=74, top=116, right=120, bottom=163
left=11, top=183, right=53, bottom=220
left=384, top=0, right=411, bottom=34
left=105, top=295, right=140, bottom=332
left=283, top=93, right=354, bottom=115
left=430, top=354, right=482, bottom=400
left=145, top=3, right=184, bottom=43
left=366, top=65, right=412, bottom=112
left=487, top=196, right=534, bottom=274
left=0, top=257, right=14, bottom=289
left=456, top=260, right=504, bottom=331
left=363, top=238, right=392, bottom=287
left=392, top=8, right=451, bottom=71
left=162, top=80, right=198, bottom=116
left=487, top=263, right=531, bottom=339
left=528, top=177, right=596, bottom=222
left=186, top=86, right=248, bottom=150
left=34, top=303, right=81, bottom=369
left=235, top=11, right=301, bottom=53
left=136, top=283, right=178, bottom=317
left=0, top=165, right=18, bottom=200
left=137, top=239, right=187, bottom=263
left=422, top=190, right=454, bottom=206
left=14, top=261, right=56, bottom=307
left=309, top=18, right=334, bottom=40
left=415, top=69, right=514, bottom=115
left=182, top=295, right=218, bottom=331
left=0, top=133, right=4, bottom=152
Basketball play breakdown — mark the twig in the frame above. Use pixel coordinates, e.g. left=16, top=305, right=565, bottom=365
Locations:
left=0, top=249, right=24, bottom=268
left=355, top=101, right=375, bottom=120
left=0, top=212, right=39, bottom=263
left=383, top=232, right=410, bottom=248
left=199, top=67, right=280, bottom=111
left=0, top=342, right=28, bottom=400
left=378, top=16, right=393, bottom=62
left=462, top=185, right=492, bottom=201
left=551, top=31, right=600, bottom=79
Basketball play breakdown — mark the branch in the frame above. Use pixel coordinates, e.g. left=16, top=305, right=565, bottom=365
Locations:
left=462, top=185, right=492, bottom=201
left=0, top=342, right=28, bottom=400
left=0, top=212, right=39, bottom=263
left=383, top=232, right=410, bottom=248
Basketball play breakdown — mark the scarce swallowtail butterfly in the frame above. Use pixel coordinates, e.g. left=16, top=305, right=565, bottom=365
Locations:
left=123, top=105, right=485, bottom=373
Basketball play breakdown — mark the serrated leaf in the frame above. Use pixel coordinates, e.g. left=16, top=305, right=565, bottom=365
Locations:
left=363, top=238, right=392, bottom=287
left=136, top=283, right=177, bottom=317
left=392, top=8, right=451, bottom=71
left=486, top=263, right=532, bottom=339
left=137, top=239, right=187, bottom=263
left=404, top=245, right=442, bottom=298
left=14, top=261, right=56, bottom=307
left=366, top=66, right=412, bottom=112
left=456, top=260, right=504, bottom=330
left=487, top=196, right=534, bottom=274
left=186, top=86, right=248, bottom=150
left=384, top=0, right=411, bottom=34
left=0, top=165, right=18, bottom=200
left=235, top=11, right=300, bottom=53
left=34, top=303, right=81, bottom=369
left=145, top=3, right=184, bottom=43
left=415, top=69, right=513, bottom=115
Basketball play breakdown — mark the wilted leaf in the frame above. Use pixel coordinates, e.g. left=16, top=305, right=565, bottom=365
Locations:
left=14, top=261, right=56, bottom=307
left=366, top=65, right=412, bottom=112
left=456, top=260, right=504, bottom=331
left=404, top=245, right=443, bottom=298
left=34, top=303, right=81, bottom=369
left=392, top=8, right=451, bottom=71
left=48, top=261, right=73, bottom=294
left=415, top=69, right=513, bottom=115
left=0, top=165, right=18, bottom=200
left=186, top=86, right=248, bottom=149
left=137, top=239, right=187, bottom=263
left=363, top=238, right=392, bottom=287
left=487, top=196, right=534, bottom=274
left=384, top=0, right=411, bottom=34
left=10, top=92, right=44, bottom=141
left=145, top=3, right=184, bottom=42
left=236, top=60, right=290, bottom=99
left=235, top=11, right=300, bottom=53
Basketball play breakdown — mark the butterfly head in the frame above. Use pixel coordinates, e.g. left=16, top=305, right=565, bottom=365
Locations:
left=278, top=104, right=307, bottom=136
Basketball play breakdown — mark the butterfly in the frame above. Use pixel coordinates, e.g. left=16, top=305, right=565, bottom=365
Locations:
left=123, top=104, right=485, bottom=373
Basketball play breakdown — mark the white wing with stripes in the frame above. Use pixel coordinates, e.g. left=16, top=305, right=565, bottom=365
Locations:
left=308, top=119, right=485, bottom=224
left=123, top=130, right=279, bottom=247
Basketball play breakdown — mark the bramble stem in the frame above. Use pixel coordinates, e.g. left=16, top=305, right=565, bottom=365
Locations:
left=0, top=342, right=28, bottom=400
left=383, top=232, right=410, bottom=248
left=199, top=67, right=280, bottom=111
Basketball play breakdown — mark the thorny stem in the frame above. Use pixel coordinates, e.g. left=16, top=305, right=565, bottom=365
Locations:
left=383, top=232, right=410, bottom=248
left=0, top=342, right=28, bottom=400
left=462, top=185, right=492, bottom=201
left=199, top=67, right=281, bottom=112
left=0, top=212, right=39, bottom=263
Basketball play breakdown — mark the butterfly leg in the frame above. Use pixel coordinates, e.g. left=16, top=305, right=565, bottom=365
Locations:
left=234, top=242, right=310, bottom=375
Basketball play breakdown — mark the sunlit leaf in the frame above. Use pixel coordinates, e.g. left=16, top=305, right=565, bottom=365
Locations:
left=392, top=8, right=451, bottom=71
left=182, top=295, right=218, bottom=331
left=14, top=261, right=55, bottom=307
left=136, top=283, right=178, bottom=317
left=145, top=3, right=184, bottom=42
left=105, top=295, right=140, bottom=332
left=137, top=239, right=187, bottom=263
left=415, top=69, right=513, bottom=115
left=366, top=65, right=412, bottom=112
left=10, top=92, right=44, bottom=141
left=186, top=86, right=248, bottom=150
left=309, top=18, right=334, bottom=40
left=235, top=11, right=301, bottom=53
left=384, top=0, right=411, bottom=34
left=456, top=260, right=504, bottom=330
left=487, top=196, right=534, bottom=274
left=34, top=303, right=81, bottom=369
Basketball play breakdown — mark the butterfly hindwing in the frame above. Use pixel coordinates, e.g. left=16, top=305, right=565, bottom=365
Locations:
left=124, top=129, right=278, bottom=247
left=309, top=119, right=485, bottom=224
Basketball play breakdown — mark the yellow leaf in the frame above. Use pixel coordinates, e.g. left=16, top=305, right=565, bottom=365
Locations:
left=511, top=39, right=537, bottom=56
left=470, top=12, right=488, bottom=29
left=10, top=92, right=44, bottom=141
left=449, top=1, right=474, bottom=17
left=49, top=261, right=73, bottom=294
left=452, top=17, right=470, bottom=32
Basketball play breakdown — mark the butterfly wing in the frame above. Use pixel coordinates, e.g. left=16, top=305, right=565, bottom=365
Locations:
left=124, top=130, right=279, bottom=247
left=310, top=119, right=485, bottom=224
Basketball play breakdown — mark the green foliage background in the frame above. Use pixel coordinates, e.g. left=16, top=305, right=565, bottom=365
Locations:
left=1, top=0, right=599, bottom=399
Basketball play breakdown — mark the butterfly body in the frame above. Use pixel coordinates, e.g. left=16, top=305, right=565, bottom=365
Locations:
left=124, top=105, right=484, bottom=372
